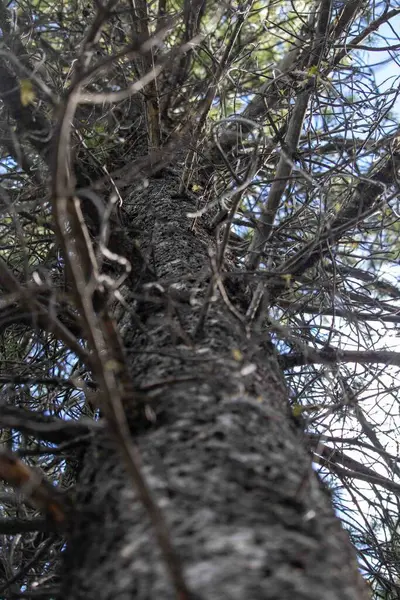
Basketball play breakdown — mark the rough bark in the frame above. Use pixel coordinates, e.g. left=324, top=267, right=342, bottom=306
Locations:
left=61, top=171, right=369, bottom=600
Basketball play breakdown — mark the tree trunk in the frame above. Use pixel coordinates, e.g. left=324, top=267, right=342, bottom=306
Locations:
left=61, top=170, right=369, bottom=600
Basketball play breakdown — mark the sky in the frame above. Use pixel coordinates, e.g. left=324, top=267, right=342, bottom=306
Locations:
left=333, top=16, right=400, bottom=584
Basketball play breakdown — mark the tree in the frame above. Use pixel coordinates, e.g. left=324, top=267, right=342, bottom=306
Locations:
left=0, top=0, right=399, bottom=597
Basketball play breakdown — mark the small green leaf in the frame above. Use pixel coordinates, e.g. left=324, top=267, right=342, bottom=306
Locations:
left=231, top=348, right=243, bottom=361
left=20, top=79, right=36, bottom=107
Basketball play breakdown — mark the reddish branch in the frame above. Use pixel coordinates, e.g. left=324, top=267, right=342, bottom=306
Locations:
left=0, top=450, right=71, bottom=525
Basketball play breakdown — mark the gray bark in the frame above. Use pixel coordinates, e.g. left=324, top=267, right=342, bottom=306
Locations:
left=61, top=171, right=369, bottom=600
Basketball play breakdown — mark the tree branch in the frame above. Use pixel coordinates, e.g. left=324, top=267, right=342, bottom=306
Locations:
left=311, top=439, right=400, bottom=497
left=0, top=406, right=98, bottom=444
left=0, top=518, right=51, bottom=535
left=247, top=0, right=332, bottom=270
left=280, top=347, right=400, bottom=370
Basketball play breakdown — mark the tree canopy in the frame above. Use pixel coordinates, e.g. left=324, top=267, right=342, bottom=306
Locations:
left=1, top=0, right=400, bottom=598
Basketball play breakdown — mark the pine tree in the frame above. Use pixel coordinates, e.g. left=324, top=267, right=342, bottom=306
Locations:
left=1, top=1, right=399, bottom=598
